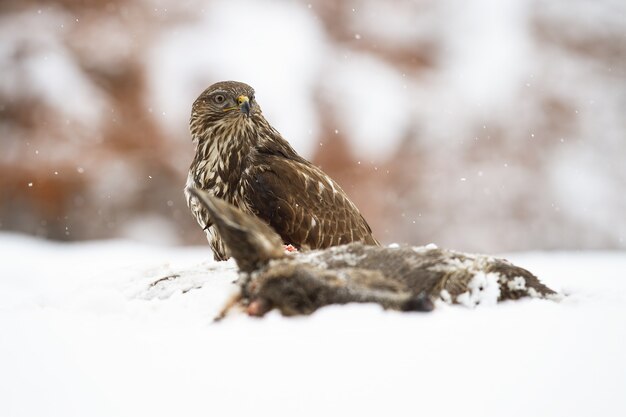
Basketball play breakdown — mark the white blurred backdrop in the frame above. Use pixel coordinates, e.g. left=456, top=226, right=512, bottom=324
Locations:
left=0, top=0, right=624, bottom=252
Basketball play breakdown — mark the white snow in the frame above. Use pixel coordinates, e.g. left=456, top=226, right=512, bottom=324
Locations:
left=455, top=271, right=500, bottom=307
left=0, top=10, right=108, bottom=128
left=439, top=0, right=532, bottom=115
left=144, top=0, right=327, bottom=157
left=1, top=233, right=625, bottom=417
left=322, top=49, right=412, bottom=161
left=507, top=275, right=527, bottom=291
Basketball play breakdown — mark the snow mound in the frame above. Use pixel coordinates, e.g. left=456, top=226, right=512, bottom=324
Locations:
left=1, top=233, right=625, bottom=417
left=455, top=271, right=501, bottom=307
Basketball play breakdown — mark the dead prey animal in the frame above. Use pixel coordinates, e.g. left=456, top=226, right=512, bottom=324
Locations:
left=188, top=189, right=558, bottom=319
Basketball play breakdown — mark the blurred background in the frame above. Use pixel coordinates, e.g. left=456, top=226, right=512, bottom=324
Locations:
left=0, top=0, right=624, bottom=252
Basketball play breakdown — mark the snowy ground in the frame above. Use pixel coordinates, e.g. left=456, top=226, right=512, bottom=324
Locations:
left=1, top=233, right=625, bottom=417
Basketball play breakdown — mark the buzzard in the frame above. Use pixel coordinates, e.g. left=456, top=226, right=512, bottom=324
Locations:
left=185, top=81, right=378, bottom=261
left=187, top=189, right=559, bottom=319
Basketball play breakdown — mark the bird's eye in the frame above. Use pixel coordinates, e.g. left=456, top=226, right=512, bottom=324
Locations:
left=249, top=94, right=255, bottom=102
left=213, top=94, right=225, bottom=104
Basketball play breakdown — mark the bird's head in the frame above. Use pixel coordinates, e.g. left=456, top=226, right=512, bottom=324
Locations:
left=190, top=81, right=261, bottom=140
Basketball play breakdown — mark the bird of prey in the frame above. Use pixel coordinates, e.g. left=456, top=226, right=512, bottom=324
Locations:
left=185, top=81, right=378, bottom=261
left=187, top=189, right=559, bottom=319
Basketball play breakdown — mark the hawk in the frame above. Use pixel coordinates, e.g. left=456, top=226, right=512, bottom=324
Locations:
left=187, top=189, right=559, bottom=318
left=185, top=81, right=378, bottom=261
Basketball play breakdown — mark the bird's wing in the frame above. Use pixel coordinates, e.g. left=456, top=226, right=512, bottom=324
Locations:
left=187, top=188, right=285, bottom=272
left=244, top=152, right=378, bottom=249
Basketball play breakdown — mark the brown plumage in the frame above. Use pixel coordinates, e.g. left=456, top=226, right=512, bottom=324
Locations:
left=188, top=189, right=559, bottom=319
left=185, top=81, right=378, bottom=261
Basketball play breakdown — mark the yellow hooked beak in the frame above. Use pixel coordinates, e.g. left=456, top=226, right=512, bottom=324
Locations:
left=223, top=95, right=251, bottom=116
left=237, top=95, right=251, bottom=116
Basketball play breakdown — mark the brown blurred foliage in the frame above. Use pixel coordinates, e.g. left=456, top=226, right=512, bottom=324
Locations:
left=0, top=0, right=624, bottom=250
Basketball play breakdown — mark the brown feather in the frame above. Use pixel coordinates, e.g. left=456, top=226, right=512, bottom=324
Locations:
left=189, top=192, right=558, bottom=318
left=187, top=188, right=284, bottom=272
left=245, top=154, right=377, bottom=250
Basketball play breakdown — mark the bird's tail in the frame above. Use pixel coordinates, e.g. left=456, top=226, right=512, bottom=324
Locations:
left=187, top=188, right=285, bottom=272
